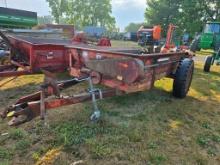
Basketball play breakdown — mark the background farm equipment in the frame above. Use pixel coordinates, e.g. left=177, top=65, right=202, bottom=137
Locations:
left=137, top=25, right=161, bottom=48
left=0, top=7, right=75, bottom=79
left=0, top=31, right=72, bottom=78
left=123, top=32, right=138, bottom=41
left=137, top=24, right=178, bottom=53
left=204, top=48, right=220, bottom=72
left=0, top=35, right=10, bottom=65
left=32, top=24, right=75, bottom=39
left=160, top=24, right=178, bottom=53
left=190, top=22, right=220, bottom=53
left=0, top=41, right=194, bottom=126
left=0, top=7, right=37, bottom=29
left=0, top=28, right=112, bottom=81
left=83, top=26, right=106, bottom=38
left=72, top=32, right=111, bottom=46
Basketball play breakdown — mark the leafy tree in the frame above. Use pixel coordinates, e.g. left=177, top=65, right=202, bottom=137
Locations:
left=179, top=0, right=220, bottom=34
left=145, top=0, right=181, bottom=35
left=47, top=0, right=116, bottom=31
left=200, top=0, right=220, bottom=21
left=125, top=23, right=144, bottom=32
left=46, top=0, right=68, bottom=24
left=145, top=0, right=220, bottom=36
left=66, top=0, right=116, bottom=30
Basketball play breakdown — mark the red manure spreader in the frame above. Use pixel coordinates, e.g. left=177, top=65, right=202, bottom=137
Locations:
left=1, top=44, right=194, bottom=126
left=0, top=25, right=194, bottom=126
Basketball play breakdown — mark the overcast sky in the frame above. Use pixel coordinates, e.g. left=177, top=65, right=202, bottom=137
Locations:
left=0, top=0, right=146, bottom=31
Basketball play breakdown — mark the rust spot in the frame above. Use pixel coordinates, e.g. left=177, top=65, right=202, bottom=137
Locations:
left=118, top=62, right=129, bottom=68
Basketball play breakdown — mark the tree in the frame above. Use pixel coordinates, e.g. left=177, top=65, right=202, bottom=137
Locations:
left=145, top=0, right=220, bottom=36
left=199, top=0, right=220, bottom=21
left=46, top=0, right=68, bottom=24
left=179, top=0, right=220, bottom=34
left=125, top=23, right=144, bottom=32
left=66, top=0, right=116, bottom=30
left=145, top=0, right=181, bottom=35
left=47, top=0, right=116, bottom=31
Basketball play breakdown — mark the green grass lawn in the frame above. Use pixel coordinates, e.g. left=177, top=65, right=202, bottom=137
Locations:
left=111, top=40, right=140, bottom=48
left=0, top=49, right=220, bottom=164
left=195, top=49, right=215, bottom=56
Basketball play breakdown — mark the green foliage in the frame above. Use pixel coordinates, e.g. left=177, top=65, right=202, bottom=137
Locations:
left=145, top=0, right=180, bottom=33
left=0, top=160, right=10, bottom=165
left=197, top=134, right=220, bottom=147
left=148, top=151, right=167, bottom=164
left=46, top=0, right=67, bottom=24
left=9, top=129, right=27, bottom=140
left=207, top=147, right=217, bottom=156
left=32, top=152, right=40, bottom=161
left=145, top=0, right=220, bottom=36
left=0, top=147, right=12, bottom=160
left=201, top=122, right=211, bottom=129
left=68, top=0, right=116, bottom=30
left=46, top=0, right=116, bottom=31
left=86, top=139, right=112, bottom=159
left=15, top=140, right=31, bottom=151
left=54, top=121, right=118, bottom=148
left=125, top=22, right=144, bottom=32
left=197, top=135, right=211, bottom=147
left=211, top=135, right=220, bottom=143
left=147, top=141, right=159, bottom=149
left=127, top=129, right=142, bottom=142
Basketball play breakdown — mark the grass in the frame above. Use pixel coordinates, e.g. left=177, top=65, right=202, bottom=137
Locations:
left=111, top=40, right=140, bottom=48
left=0, top=147, right=12, bottom=160
left=195, top=49, right=215, bottom=56
left=9, top=128, right=27, bottom=140
left=0, top=42, right=220, bottom=164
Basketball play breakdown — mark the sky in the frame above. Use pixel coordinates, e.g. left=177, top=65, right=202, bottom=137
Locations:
left=0, top=0, right=146, bottom=31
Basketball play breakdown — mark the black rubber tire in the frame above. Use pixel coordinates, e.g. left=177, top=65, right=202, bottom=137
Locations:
left=203, top=56, right=213, bottom=72
left=173, top=58, right=194, bottom=98
left=190, top=35, right=200, bottom=52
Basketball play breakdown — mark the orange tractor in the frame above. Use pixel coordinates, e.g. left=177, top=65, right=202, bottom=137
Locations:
left=137, top=24, right=178, bottom=53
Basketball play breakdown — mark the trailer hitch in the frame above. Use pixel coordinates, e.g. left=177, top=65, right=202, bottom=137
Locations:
left=1, top=75, right=117, bottom=126
left=0, top=77, right=89, bottom=125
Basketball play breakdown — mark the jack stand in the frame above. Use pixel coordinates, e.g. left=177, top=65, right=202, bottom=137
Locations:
left=39, top=72, right=60, bottom=128
left=87, top=77, right=103, bottom=121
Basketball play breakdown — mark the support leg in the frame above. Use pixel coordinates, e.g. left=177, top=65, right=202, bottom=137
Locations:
left=88, top=77, right=101, bottom=121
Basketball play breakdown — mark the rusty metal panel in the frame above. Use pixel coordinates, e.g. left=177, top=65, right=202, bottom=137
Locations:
left=85, top=58, right=145, bottom=84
